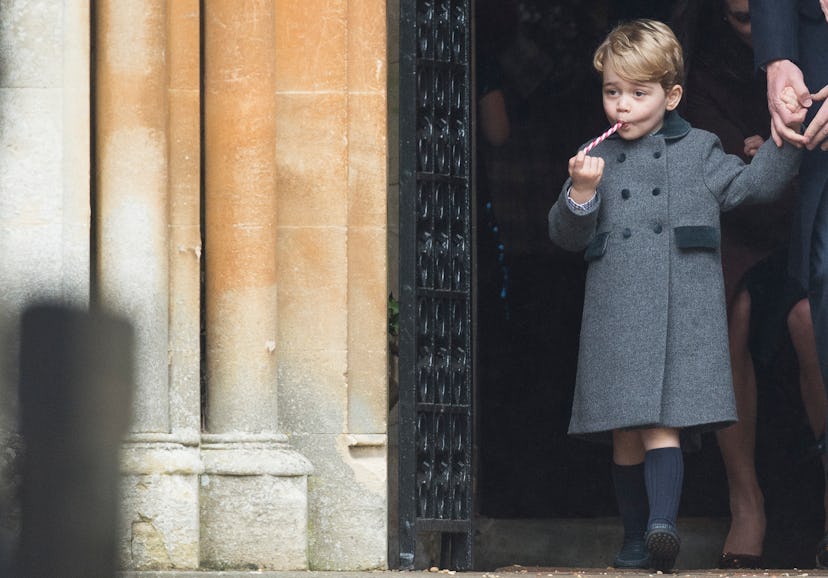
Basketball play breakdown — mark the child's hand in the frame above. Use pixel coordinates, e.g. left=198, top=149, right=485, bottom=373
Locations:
left=779, top=85, right=808, bottom=134
left=781, top=86, right=804, bottom=114
left=568, top=150, right=604, bottom=203
left=743, top=134, right=765, bottom=158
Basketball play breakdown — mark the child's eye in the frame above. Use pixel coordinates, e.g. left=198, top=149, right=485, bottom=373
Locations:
left=634, top=90, right=646, bottom=97
left=605, top=89, right=618, bottom=96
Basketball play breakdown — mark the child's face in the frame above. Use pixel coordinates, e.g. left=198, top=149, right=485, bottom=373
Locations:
left=601, top=61, right=683, bottom=141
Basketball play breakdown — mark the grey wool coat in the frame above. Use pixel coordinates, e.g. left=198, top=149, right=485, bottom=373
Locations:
left=548, top=111, right=801, bottom=440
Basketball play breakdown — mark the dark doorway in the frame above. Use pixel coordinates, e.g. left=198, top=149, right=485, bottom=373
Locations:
left=473, top=0, right=824, bottom=568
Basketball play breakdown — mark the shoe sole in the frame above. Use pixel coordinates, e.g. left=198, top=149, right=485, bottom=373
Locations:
left=613, top=557, right=650, bottom=569
left=646, top=530, right=680, bottom=572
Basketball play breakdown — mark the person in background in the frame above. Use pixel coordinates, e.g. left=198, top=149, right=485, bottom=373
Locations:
left=750, top=0, right=828, bottom=566
left=681, top=0, right=827, bottom=568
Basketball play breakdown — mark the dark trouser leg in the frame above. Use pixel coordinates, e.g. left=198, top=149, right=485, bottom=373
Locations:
left=809, top=175, right=828, bottom=406
left=808, top=160, right=828, bottom=568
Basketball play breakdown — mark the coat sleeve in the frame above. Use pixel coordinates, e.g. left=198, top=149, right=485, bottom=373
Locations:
left=548, top=179, right=599, bottom=252
left=700, top=131, right=802, bottom=211
left=750, top=0, right=800, bottom=70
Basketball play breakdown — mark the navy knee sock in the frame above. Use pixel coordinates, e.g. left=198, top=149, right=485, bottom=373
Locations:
left=644, top=447, right=684, bottom=527
left=612, top=462, right=649, bottom=544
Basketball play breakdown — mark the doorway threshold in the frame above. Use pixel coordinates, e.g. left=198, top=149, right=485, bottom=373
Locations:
left=475, top=516, right=729, bottom=571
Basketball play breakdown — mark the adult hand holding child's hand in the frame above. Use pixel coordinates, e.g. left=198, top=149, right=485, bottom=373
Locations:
left=782, top=84, right=828, bottom=151
left=766, top=60, right=810, bottom=147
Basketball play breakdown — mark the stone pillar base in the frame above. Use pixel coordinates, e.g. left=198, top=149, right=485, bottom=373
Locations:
left=199, top=434, right=314, bottom=570
left=120, top=435, right=202, bottom=570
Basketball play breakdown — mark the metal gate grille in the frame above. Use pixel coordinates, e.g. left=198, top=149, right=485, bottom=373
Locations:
left=398, top=0, right=473, bottom=570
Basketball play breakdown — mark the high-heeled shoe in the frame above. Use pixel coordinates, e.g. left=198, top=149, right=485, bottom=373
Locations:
left=718, top=552, right=762, bottom=569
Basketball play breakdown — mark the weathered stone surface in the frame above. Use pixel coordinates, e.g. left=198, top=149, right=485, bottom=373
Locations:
left=199, top=439, right=312, bottom=570
left=121, top=477, right=200, bottom=570
left=120, top=443, right=202, bottom=570
left=0, top=0, right=62, bottom=88
left=292, top=433, right=387, bottom=570
left=200, top=472, right=310, bottom=570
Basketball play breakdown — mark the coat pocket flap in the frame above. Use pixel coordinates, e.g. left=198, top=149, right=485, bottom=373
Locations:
left=584, top=231, right=610, bottom=261
left=674, top=225, right=719, bottom=250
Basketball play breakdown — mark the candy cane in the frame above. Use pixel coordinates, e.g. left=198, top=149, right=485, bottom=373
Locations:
left=583, top=121, right=622, bottom=154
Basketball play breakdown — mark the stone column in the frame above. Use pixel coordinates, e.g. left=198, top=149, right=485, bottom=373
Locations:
left=167, top=0, right=203, bottom=442
left=96, top=1, right=202, bottom=569
left=0, top=0, right=91, bottom=562
left=202, top=0, right=312, bottom=570
left=96, top=0, right=169, bottom=434
left=204, top=0, right=278, bottom=435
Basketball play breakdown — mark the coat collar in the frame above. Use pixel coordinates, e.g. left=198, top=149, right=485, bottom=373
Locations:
left=656, top=110, right=692, bottom=140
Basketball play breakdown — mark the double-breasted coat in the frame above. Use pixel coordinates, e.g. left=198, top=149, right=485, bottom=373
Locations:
left=548, top=112, right=801, bottom=439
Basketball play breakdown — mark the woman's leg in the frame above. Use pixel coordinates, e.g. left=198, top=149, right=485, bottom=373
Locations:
left=789, top=298, right=827, bottom=448
left=716, top=288, right=765, bottom=559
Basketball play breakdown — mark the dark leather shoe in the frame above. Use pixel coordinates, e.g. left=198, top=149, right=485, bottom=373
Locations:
left=614, top=538, right=650, bottom=569
left=645, top=521, right=680, bottom=572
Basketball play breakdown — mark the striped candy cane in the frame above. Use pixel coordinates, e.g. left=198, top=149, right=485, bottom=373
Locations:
left=583, top=121, right=622, bottom=154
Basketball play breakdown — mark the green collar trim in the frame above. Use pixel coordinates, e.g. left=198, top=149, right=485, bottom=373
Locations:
left=655, top=110, right=691, bottom=139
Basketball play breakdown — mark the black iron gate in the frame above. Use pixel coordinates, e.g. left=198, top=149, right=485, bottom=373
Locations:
left=398, top=0, right=473, bottom=570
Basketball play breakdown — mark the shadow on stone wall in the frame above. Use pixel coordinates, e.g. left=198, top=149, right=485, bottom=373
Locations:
left=4, top=304, right=133, bottom=578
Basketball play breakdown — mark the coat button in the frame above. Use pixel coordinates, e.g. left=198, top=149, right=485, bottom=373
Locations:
left=653, top=223, right=663, bottom=234
left=622, top=228, right=632, bottom=238
left=621, top=188, right=630, bottom=199
left=653, top=151, right=662, bottom=159
left=617, top=153, right=626, bottom=162
left=652, top=187, right=661, bottom=196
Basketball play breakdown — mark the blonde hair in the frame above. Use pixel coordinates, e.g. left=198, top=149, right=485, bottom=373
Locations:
left=593, top=19, right=684, bottom=91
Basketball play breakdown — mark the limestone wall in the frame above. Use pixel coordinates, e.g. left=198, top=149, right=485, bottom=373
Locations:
left=0, top=0, right=389, bottom=572
left=274, top=0, right=389, bottom=569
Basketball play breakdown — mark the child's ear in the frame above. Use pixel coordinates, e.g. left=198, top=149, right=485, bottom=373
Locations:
left=666, top=85, right=683, bottom=111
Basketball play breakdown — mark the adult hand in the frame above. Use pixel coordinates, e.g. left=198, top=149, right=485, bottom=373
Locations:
left=766, top=59, right=810, bottom=147
left=804, top=85, right=828, bottom=151
left=821, top=0, right=828, bottom=22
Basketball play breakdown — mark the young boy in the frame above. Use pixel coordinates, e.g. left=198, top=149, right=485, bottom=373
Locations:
left=547, top=19, right=802, bottom=572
